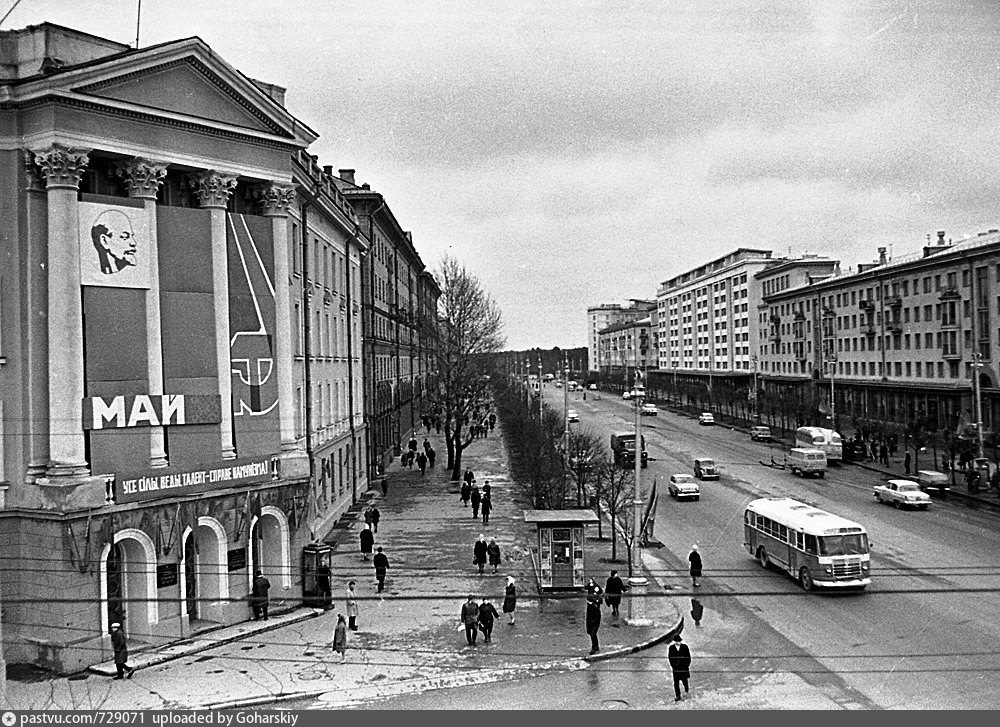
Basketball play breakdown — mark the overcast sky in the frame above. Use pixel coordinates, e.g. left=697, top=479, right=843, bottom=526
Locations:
left=6, top=0, right=1000, bottom=349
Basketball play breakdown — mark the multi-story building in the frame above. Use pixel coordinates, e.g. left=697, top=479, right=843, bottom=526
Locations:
left=0, top=22, right=365, bottom=672
left=758, top=230, right=1000, bottom=437
left=586, top=300, right=654, bottom=373
left=597, top=316, right=656, bottom=377
left=333, top=171, right=439, bottom=479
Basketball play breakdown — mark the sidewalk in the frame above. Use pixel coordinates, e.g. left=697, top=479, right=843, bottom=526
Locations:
left=4, top=416, right=681, bottom=711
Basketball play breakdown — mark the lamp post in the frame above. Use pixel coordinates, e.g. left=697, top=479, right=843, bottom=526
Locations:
left=751, top=355, right=759, bottom=424
left=629, top=359, right=648, bottom=620
left=973, top=352, right=986, bottom=463
left=563, top=357, right=570, bottom=464
left=538, top=354, right=543, bottom=422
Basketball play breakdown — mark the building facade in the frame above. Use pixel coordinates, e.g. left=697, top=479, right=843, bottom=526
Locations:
left=597, top=316, right=655, bottom=377
left=0, top=23, right=361, bottom=672
left=586, top=300, right=654, bottom=373
left=333, top=171, right=439, bottom=480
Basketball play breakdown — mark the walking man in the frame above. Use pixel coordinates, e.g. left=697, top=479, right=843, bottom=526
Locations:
left=360, top=524, right=374, bottom=561
left=464, top=468, right=475, bottom=486
left=668, top=633, right=692, bottom=701
left=471, top=485, right=482, bottom=519
left=689, top=545, right=702, bottom=588
left=416, top=451, right=427, bottom=475
left=428, top=446, right=436, bottom=468
left=486, top=537, right=502, bottom=574
left=251, top=569, right=271, bottom=620
left=474, top=534, right=488, bottom=575
left=460, top=480, right=472, bottom=507
left=481, top=493, right=492, bottom=525
left=363, top=505, right=374, bottom=530
left=478, top=597, right=500, bottom=643
left=461, top=595, right=480, bottom=646
left=586, top=578, right=603, bottom=655
left=371, top=505, right=381, bottom=534
left=904, top=451, right=912, bottom=476
left=110, top=623, right=135, bottom=680
left=346, top=580, right=359, bottom=630
left=604, top=569, right=627, bottom=617
left=373, top=547, right=389, bottom=594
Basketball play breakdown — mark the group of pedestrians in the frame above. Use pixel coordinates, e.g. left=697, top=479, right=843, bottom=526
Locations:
left=461, top=470, right=493, bottom=525
left=459, top=578, right=517, bottom=647
left=472, top=534, right=503, bottom=575
left=401, top=435, right=436, bottom=473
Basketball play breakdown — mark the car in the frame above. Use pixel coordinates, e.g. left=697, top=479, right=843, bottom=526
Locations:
left=916, top=470, right=950, bottom=497
left=622, top=390, right=632, bottom=400
left=641, top=404, right=658, bottom=416
left=668, top=474, right=700, bottom=500
left=554, top=381, right=563, bottom=388
left=698, top=412, right=715, bottom=426
left=634, top=386, right=646, bottom=398
left=693, top=457, right=720, bottom=480
left=588, top=383, right=598, bottom=390
left=750, top=425, right=772, bottom=442
left=567, top=409, right=579, bottom=422
left=874, top=479, right=931, bottom=509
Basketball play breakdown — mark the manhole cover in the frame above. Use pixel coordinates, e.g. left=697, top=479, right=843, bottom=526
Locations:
left=602, top=700, right=630, bottom=709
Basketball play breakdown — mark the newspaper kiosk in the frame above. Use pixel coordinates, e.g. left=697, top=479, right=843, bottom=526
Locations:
left=524, top=509, right=599, bottom=591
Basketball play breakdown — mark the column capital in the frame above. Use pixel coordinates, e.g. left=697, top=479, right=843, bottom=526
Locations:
left=192, top=170, right=238, bottom=209
left=31, top=144, right=90, bottom=189
left=257, top=182, right=297, bottom=217
left=22, top=149, right=45, bottom=191
left=117, top=157, right=168, bottom=199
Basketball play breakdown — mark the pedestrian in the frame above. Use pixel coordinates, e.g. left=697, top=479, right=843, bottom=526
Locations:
left=330, top=614, right=348, bottom=663
left=482, top=481, right=492, bottom=501
left=689, top=545, right=702, bottom=588
left=690, top=598, right=704, bottom=627
left=406, top=450, right=414, bottom=469
left=604, top=569, right=627, bottom=617
left=363, top=505, right=373, bottom=529
left=478, top=596, right=500, bottom=643
left=346, top=580, right=359, bottom=630
left=880, top=442, right=889, bottom=467
left=317, top=563, right=332, bottom=609
left=373, top=546, right=389, bottom=594
left=416, top=451, right=427, bottom=475
left=473, top=534, right=488, bottom=575
left=423, top=415, right=431, bottom=433
left=461, top=595, right=480, bottom=646
left=481, top=493, right=492, bottom=525
left=502, top=576, right=517, bottom=624
left=408, top=435, right=418, bottom=454
left=359, top=524, right=374, bottom=561
left=250, top=569, right=271, bottom=620
left=460, top=480, right=472, bottom=507
left=471, top=485, right=482, bottom=519
left=109, top=623, right=135, bottom=680
left=435, top=418, right=441, bottom=434
left=585, top=578, right=603, bottom=655
left=904, top=451, right=912, bottom=476
left=381, top=477, right=389, bottom=497
left=668, top=633, right=692, bottom=701
left=486, top=537, right=501, bottom=574
left=489, top=413, right=496, bottom=431
left=464, top=468, right=475, bottom=486
left=371, top=505, right=381, bottom=534
left=423, top=438, right=431, bottom=453
left=428, top=446, right=436, bottom=468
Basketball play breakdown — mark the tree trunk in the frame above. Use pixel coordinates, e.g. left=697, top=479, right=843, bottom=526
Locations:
left=445, top=421, right=456, bottom=471
left=609, top=510, right=618, bottom=560
left=450, top=419, right=465, bottom=481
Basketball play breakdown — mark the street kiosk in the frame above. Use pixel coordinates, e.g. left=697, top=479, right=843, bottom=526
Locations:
left=524, top=509, right=599, bottom=591
left=302, top=542, right=332, bottom=608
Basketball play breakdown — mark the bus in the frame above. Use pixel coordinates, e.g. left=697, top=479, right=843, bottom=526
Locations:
left=744, top=497, right=871, bottom=591
left=795, top=427, right=843, bottom=464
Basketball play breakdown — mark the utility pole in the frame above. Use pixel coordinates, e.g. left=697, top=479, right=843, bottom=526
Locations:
left=751, top=355, right=759, bottom=424
left=538, top=354, right=543, bottom=422
left=629, top=352, right=648, bottom=620
left=829, top=355, right=837, bottom=431
left=563, top=356, right=570, bottom=465
left=974, top=352, right=986, bottom=463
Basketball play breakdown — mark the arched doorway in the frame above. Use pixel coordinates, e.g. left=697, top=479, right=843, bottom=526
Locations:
left=106, top=543, right=125, bottom=631
left=249, top=506, right=291, bottom=592
left=100, top=528, right=158, bottom=638
left=180, top=517, right=230, bottom=626
left=184, top=530, right=198, bottom=621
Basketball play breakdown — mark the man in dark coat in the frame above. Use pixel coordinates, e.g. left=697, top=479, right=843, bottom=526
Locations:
left=360, top=524, right=374, bottom=561
left=668, top=633, right=692, bottom=701
left=371, top=506, right=381, bottom=534
left=110, top=623, right=135, bottom=679
left=586, top=578, right=603, bottom=655
left=480, top=494, right=492, bottom=525
left=473, top=534, right=488, bottom=575
left=478, top=597, right=500, bottom=643
left=373, top=547, right=389, bottom=593
left=689, top=545, right=703, bottom=588
left=470, top=485, right=482, bottom=519
left=408, top=436, right=418, bottom=454
left=251, top=569, right=271, bottom=620
left=316, top=564, right=332, bottom=609
left=416, top=451, right=427, bottom=475
left=604, top=569, right=628, bottom=617
left=428, top=447, right=436, bottom=468
left=460, top=480, right=472, bottom=507
left=461, top=596, right=480, bottom=646
left=486, top=538, right=501, bottom=574
left=464, top=468, right=475, bottom=486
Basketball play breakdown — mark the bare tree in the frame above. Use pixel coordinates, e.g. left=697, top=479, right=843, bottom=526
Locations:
left=433, top=255, right=505, bottom=480
left=566, top=429, right=605, bottom=508
left=596, top=460, right=633, bottom=563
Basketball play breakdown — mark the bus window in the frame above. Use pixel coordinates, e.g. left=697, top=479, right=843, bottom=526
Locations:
left=778, top=525, right=788, bottom=542
left=805, top=534, right=818, bottom=554
left=819, top=533, right=869, bottom=556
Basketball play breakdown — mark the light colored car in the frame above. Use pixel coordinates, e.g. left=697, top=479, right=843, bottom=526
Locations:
left=567, top=409, right=579, bottom=422
left=588, top=383, right=598, bottom=390
left=554, top=381, right=563, bottom=388
left=874, top=479, right=931, bottom=509
left=698, top=412, right=715, bottom=426
left=641, top=403, right=657, bottom=416
left=750, top=425, right=772, bottom=442
left=668, top=474, right=700, bottom=500
left=622, top=390, right=632, bottom=400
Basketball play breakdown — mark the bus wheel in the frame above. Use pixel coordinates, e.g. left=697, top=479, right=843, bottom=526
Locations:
left=799, top=568, right=814, bottom=591
left=757, top=547, right=770, bottom=569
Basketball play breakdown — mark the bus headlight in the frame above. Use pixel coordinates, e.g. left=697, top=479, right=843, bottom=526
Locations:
left=861, top=563, right=870, bottom=571
left=824, top=567, right=833, bottom=574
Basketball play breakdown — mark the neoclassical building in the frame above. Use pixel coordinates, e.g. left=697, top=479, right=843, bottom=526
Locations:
left=0, top=23, right=359, bottom=672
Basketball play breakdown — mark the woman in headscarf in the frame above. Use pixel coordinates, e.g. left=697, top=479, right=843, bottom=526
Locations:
left=502, top=576, right=517, bottom=624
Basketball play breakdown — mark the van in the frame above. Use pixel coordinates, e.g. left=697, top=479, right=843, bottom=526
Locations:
left=795, top=427, right=843, bottom=464
left=750, top=425, right=772, bottom=442
left=611, top=432, right=648, bottom=468
left=787, top=448, right=827, bottom=478
left=694, top=457, right=720, bottom=480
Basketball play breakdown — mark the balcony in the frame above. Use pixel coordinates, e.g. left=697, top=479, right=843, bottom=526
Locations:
left=859, top=299, right=875, bottom=311
left=886, top=295, right=903, bottom=308
left=942, top=349, right=962, bottom=360
left=939, top=286, right=960, bottom=301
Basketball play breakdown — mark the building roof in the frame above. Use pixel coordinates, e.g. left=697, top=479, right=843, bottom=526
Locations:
left=523, top=509, right=600, bottom=524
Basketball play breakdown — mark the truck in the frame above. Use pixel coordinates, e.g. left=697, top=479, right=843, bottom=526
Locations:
left=611, top=432, right=647, bottom=468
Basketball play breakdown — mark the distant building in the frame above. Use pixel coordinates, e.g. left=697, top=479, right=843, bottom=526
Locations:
left=597, top=315, right=656, bottom=377
left=587, top=300, right=654, bottom=372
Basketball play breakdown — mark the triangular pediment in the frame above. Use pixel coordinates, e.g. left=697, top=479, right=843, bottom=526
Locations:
left=74, top=57, right=282, bottom=136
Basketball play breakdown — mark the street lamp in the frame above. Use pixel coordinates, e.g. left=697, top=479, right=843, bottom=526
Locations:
left=973, top=352, right=986, bottom=464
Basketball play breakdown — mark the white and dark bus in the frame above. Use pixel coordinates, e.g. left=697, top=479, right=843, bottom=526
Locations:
left=795, top=427, right=843, bottom=464
left=744, top=497, right=871, bottom=591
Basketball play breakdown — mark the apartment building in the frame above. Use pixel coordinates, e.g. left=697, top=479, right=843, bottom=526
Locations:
left=597, top=314, right=656, bottom=376
left=586, top=300, right=654, bottom=373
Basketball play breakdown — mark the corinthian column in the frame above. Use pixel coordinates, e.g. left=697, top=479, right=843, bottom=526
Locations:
left=118, top=158, right=169, bottom=467
left=259, top=182, right=301, bottom=454
left=23, top=151, right=49, bottom=481
left=193, top=170, right=239, bottom=460
left=33, top=144, right=91, bottom=478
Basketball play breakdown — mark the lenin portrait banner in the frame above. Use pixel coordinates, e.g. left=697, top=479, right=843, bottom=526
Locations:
left=78, top=202, right=151, bottom=289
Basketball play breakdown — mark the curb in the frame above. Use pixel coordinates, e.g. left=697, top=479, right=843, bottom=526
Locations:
left=87, top=608, right=323, bottom=677
left=583, top=616, right=684, bottom=662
